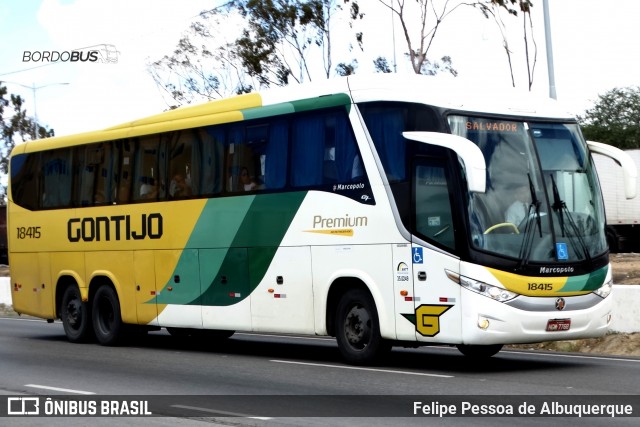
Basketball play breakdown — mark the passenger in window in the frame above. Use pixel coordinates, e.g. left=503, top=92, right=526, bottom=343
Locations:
left=94, top=189, right=107, bottom=204
left=240, top=167, right=258, bottom=191
left=140, top=181, right=158, bottom=199
left=117, top=185, right=130, bottom=203
left=170, top=173, right=192, bottom=198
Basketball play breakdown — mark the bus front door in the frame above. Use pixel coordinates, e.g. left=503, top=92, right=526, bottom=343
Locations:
left=410, top=157, right=462, bottom=343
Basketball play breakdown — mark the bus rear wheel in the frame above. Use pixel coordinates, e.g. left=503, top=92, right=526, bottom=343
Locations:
left=60, top=285, right=93, bottom=342
left=92, top=286, right=124, bottom=346
left=335, top=289, right=389, bottom=365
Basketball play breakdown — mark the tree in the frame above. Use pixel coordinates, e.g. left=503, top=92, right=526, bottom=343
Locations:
left=149, top=0, right=363, bottom=107
left=373, top=56, right=392, bottom=73
left=371, top=1, right=533, bottom=78
left=471, top=0, right=535, bottom=89
left=0, top=82, right=55, bottom=202
left=578, top=87, right=640, bottom=149
left=150, top=0, right=537, bottom=107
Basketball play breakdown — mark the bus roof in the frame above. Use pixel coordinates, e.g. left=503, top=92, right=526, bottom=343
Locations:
left=13, top=74, right=576, bottom=155
left=343, top=74, right=576, bottom=120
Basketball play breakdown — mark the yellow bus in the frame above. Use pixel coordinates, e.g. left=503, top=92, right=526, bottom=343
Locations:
left=8, top=75, right=636, bottom=364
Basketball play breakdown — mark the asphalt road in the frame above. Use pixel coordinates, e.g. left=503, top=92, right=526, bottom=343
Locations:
left=1, top=317, right=639, bottom=426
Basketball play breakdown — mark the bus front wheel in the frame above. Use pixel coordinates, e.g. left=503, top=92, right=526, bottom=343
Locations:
left=335, top=289, right=389, bottom=365
left=60, top=285, right=93, bottom=342
left=92, top=286, right=124, bottom=346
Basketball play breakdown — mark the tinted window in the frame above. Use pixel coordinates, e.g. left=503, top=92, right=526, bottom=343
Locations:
left=10, top=106, right=368, bottom=210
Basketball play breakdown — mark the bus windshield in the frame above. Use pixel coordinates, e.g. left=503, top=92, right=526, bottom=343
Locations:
left=448, top=115, right=607, bottom=264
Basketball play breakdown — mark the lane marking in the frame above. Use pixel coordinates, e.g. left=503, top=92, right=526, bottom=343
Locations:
left=502, top=349, right=640, bottom=363
left=271, top=360, right=454, bottom=378
left=171, top=404, right=272, bottom=420
left=25, top=384, right=96, bottom=395
left=4, top=318, right=637, bottom=364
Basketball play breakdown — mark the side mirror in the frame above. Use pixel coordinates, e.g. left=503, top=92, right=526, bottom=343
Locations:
left=587, top=141, right=637, bottom=199
left=403, top=131, right=487, bottom=193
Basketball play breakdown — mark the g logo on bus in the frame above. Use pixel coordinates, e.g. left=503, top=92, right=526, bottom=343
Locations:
left=555, top=298, right=566, bottom=311
left=415, top=304, right=452, bottom=337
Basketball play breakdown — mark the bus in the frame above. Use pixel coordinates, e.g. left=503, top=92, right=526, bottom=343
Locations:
left=8, top=75, right=636, bottom=364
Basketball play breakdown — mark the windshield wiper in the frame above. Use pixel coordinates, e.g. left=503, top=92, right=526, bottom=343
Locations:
left=550, top=174, right=592, bottom=262
left=527, top=174, right=542, bottom=238
left=517, top=174, right=542, bottom=271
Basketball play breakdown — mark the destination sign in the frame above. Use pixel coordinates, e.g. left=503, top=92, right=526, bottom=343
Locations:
left=466, top=121, right=519, bottom=132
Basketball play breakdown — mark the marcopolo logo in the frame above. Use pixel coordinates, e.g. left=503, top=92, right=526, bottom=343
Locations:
left=22, top=44, right=120, bottom=64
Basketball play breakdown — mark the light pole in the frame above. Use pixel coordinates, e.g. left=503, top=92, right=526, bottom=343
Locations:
left=543, top=0, right=557, bottom=100
left=2, top=81, right=69, bottom=138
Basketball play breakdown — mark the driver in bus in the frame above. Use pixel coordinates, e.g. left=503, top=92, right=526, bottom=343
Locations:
left=505, top=182, right=530, bottom=226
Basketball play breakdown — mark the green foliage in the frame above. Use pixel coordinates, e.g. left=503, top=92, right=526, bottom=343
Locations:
left=150, top=0, right=537, bottom=106
left=336, top=60, right=358, bottom=76
left=373, top=56, right=392, bottom=73
left=578, top=87, right=640, bottom=149
left=230, top=0, right=361, bottom=85
left=0, top=82, right=54, bottom=202
left=489, top=0, right=532, bottom=15
left=149, top=0, right=362, bottom=105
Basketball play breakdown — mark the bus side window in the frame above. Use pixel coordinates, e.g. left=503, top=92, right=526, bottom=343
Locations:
left=291, top=115, right=324, bottom=187
left=291, top=111, right=362, bottom=188
left=264, top=120, right=288, bottom=190
left=75, top=143, right=114, bottom=206
left=225, top=125, right=263, bottom=193
left=199, top=127, right=224, bottom=196
left=414, top=161, right=456, bottom=251
left=74, top=145, right=96, bottom=207
left=42, top=149, right=73, bottom=208
left=116, top=139, right=133, bottom=203
left=10, top=153, right=41, bottom=210
left=133, top=135, right=165, bottom=201
left=329, top=112, right=362, bottom=182
left=243, top=124, right=268, bottom=191
left=98, top=142, right=119, bottom=204
left=169, top=130, right=196, bottom=198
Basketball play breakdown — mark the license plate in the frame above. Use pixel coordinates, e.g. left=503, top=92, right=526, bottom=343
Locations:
left=546, top=318, right=571, bottom=332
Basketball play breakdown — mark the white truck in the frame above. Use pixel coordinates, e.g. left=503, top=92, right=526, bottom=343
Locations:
left=593, top=148, right=640, bottom=252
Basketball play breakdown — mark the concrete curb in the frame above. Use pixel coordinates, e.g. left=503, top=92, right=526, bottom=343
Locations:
left=1, top=278, right=10, bottom=308
left=1, top=278, right=638, bottom=333
left=611, top=285, right=640, bottom=333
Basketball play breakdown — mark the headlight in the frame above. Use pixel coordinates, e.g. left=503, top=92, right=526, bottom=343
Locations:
left=593, top=279, right=613, bottom=299
left=460, top=276, right=518, bottom=302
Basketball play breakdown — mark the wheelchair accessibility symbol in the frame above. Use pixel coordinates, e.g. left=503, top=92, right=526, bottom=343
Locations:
left=556, top=242, right=569, bottom=260
left=413, top=247, right=424, bottom=264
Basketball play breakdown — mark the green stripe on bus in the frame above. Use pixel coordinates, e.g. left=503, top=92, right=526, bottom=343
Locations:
left=195, top=191, right=307, bottom=306
left=241, top=103, right=295, bottom=120
left=240, top=93, right=351, bottom=121
left=154, top=191, right=307, bottom=306
left=290, top=93, right=351, bottom=113
left=560, top=265, right=609, bottom=292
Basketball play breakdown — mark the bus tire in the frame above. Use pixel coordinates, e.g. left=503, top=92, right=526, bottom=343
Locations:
left=92, top=286, right=124, bottom=346
left=335, top=288, right=389, bottom=365
left=60, top=285, right=93, bottom=343
left=456, top=344, right=503, bottom=358
left=606, top=226, right=620, bottom=253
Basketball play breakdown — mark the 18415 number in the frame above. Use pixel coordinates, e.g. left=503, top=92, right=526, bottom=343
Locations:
left=16, top=226, right=41, bottom=239
left=528, top=282, right=553, bottom=291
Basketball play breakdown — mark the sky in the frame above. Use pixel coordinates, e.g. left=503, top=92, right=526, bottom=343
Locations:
left=0, top=0, right=639, bottom=137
